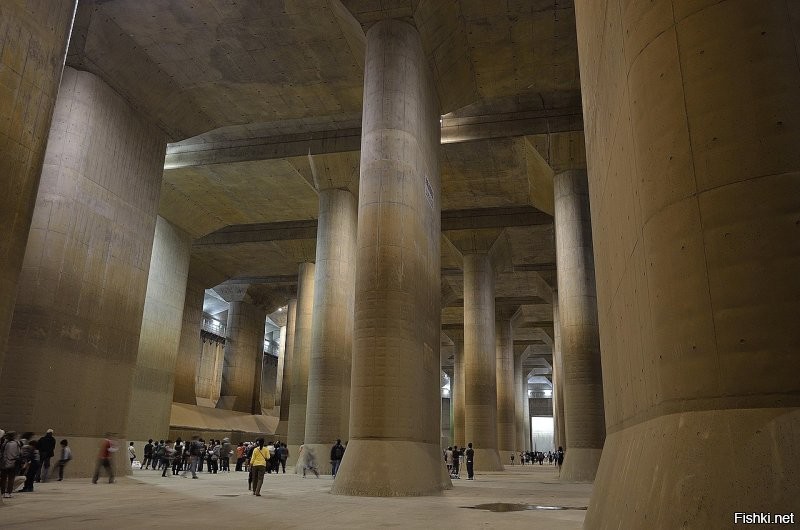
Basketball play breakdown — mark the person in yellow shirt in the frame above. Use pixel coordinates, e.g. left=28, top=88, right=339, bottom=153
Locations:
left=249, top=439, right=269, bottom=496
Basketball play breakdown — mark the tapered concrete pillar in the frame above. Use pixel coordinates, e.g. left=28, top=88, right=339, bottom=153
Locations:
left=172, top=275, right=205, bottom=404
left=554, top=168, right=605, bottom=481
left=286, top=263, right=315, bottom=463
left=0, top=67, right=166, bottom=478
left=275, top=325, right=287, bottom=407
left=275, top=299, right=297, bottom=438
left=522, top=374, right=531, bottom=451
left=331, top=19, right=450, bottom=496
left=218, top=291, right=267, bottom=414
left=576, top=1, right=800, bottom=525
left=304, top=188, right=357, bottom=474
left=463, top=253, right=503, bottom=471
left=0, top=1, right=76, bottom=378
left=552, top=297, right=567, bottom=449
left=260, top=352, right=278, bottom=412
left=126, top=217, right=191, bottom=441
left=495, top=318, right=516, bottom=462
left=453, top=339, right=465, bottom=448
left=513, top=352, right=527, bottom=452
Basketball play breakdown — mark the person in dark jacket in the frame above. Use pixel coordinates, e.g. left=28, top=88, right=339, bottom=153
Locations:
left=330, top=439, right=345, bottom=478
left=465, top=443, right=475, bottom=480
left=20, top=439, right=40, bottom=492
left=37, top=429, right=56, bottom=482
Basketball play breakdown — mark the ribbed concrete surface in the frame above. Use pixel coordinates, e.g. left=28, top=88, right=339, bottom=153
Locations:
left=0, top=0, right=75, bottom=376
left=495, top=318, right=516, bottom=459
left=171, top=277, right=205, bottom=404
left=219, top=299, right=267, bottom=413
left=331, top=19, right=449, bottom=496
left=286, top=263, right=315, bottom=461
left=463, top=253, right=503, bottom=471
left=575, top=0, right=800, bottom=526
left=0, top=67, right=166, bottom=478
left=126, top=216, right=191, bottom=440
left=554, top=169, right=605, bottom=481
left=275, top=299, right=297, bottom=437
left=304, top=188, right=357, bottom=473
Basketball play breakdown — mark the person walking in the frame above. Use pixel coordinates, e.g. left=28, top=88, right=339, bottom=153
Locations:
left=37, top=429, right=56, bottom=482
left=235, top=442, right=245, bottom=471
left=452, top=446, right=461, bottom=479
left=249, top=439, right=269, bottom=496
left=56, top=439, right=72, bottom=481
left=330, top=439, right=345, bottom=478
left=92, top=434, right=117, bottom=484
left=466, top=442, right=475, bottom=480
left=161, top=441, right=175, bottom=478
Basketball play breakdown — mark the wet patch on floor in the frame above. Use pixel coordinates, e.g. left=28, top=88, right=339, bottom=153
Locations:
left=464, top=503, right=588, bottom=512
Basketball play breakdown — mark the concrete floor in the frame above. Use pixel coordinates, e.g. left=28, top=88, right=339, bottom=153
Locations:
left=0, top=465, right=591, bottom=529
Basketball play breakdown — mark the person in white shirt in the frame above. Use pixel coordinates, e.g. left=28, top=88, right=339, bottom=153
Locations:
left=128, top=442, right=136, bottom=466
left=57, top=439, right=72, bottom=481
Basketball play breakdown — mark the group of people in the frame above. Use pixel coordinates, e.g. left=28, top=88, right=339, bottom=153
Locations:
left=0, top=429, right=71, bottom=498
left=514, top=448, right=564, bottom=468
left=443, top=443, right=476, bottom=480
left=134, top=437, right=241, bottom=478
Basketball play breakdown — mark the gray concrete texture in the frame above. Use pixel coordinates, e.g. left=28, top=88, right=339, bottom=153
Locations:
left=574, top=0, right=800, bottom=526
left=275, top=299, right=297, bottom=438
left=260, top=353, right=278, bottom=412
left=195, top=336, right=225, bottom=407
left=331, top=19, right=450, bottom=497
left=304, top=188, right=358, bottom=472
left=495, top=318, right=516, bottom=458
left=171, top=274, right=205, bottom=404
left=453, top=339, right=465, bottom=448
left=513, top=349, right=528, bottom=452
left=554, top=169, right=605, bottom=481
left=286, top=262, right=316, bottom=459
left=219, top=298, right=267, bottom=414
left=463, top=253, right=503, bottom=471
left=0, top=66, right=166, bottom=478
left=0, top=1, right=75, bottom=378
left=552, top=296, right=567, bottom=449
left=125, top=216, right=191, bottom=441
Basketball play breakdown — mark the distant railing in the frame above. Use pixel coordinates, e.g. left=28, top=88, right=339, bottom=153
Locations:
left=264, top=338, right=279, bottom=357
left=202, top=317, right=226, bottom=336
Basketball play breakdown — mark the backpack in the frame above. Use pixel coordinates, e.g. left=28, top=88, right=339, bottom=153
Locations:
left=333, top=444, right=344, bottom=460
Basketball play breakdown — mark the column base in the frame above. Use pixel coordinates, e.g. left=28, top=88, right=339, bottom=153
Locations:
left=586, top=407, right=800, bottom=529
left=286, top=444, right=301, bottom=468
left=331, top=439, right=452, bottom=496
left=274, top=420, right=288, bottom=438
left=471, top=447, right=504, bottom=472
left=299, top=443, right=334, bottom=475
left=559, top=447, right=602, bottom=482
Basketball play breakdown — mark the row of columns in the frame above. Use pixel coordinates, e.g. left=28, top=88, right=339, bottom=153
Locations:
left=0, top=11, right=606, bottom=496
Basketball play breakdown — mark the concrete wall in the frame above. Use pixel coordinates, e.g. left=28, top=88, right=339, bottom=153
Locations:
left=0, top=67, right=166, bottom=478
left=575, top=0, right=800, bottom=526
left=261, top=353, right=278, bottom=412
left=126, top=217, right=191, bottom=441
left=196, top=336, right=224, bottom=407
left=0, top=1, right=76, bottom=377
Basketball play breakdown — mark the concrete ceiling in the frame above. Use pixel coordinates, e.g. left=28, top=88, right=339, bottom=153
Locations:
left=68, top=0, right=583, bottom=371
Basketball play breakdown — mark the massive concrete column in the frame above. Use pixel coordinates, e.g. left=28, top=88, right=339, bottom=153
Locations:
left=495, top=318, right=516, bottom=462
left=275, top=325, right=287, bottom=407
left=172, top=275, right=205, bottom=404
left=126, top=217, right=191, bottom=441
left=552, top=297, right=567, bottom=449
left=513, top=352, right=527, bottom=452
left=260, top=352, right=278, bottom=412
left=286, top=263, right=315, bottom=463
left=0, top=1, right=76, bottom=377
left=275, top=299, right=297, bottom=438
left=195, top=335, right=225, bottom=407
left=463, top=253, right=503, bottom=471
left=453, top=339, right=465, bottom=448
left=554, top=168, right=605, bottom=481
left=0, top=67, right=166, bottom=477
left=576, top=1, right=800, bottom=525
left=522, top=374, right=531, bottom=451
left=332, top=19, right=450, bottom=496
left=304, top=188, right=357, bottom=474
left=218, top=290, right=267, bottom=414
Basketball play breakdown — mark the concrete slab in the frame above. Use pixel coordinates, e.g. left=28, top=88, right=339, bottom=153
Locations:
left=0, top=465, right=589, bottom=529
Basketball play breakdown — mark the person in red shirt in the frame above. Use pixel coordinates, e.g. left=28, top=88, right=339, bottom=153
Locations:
left=92, top=434, right=117, bottom=484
